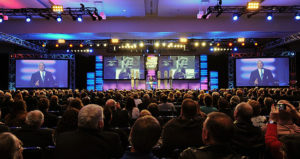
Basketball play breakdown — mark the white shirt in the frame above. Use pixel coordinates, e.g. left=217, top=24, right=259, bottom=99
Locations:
left=40, top=71, right=45, bottom=81
left=258, top=69, right=264, bottom=80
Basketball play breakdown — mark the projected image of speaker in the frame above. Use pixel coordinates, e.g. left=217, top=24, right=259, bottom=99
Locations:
left=159, top=56, right=199, bottom=79
left=235, top=58, right=289, bottom=87
left=104, top=56, right=145, bottom=79
left=16, top=60, right=68, bottom=88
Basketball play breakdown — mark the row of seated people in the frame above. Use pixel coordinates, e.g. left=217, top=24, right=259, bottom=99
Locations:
left=0, top=88, right=300, bottom=159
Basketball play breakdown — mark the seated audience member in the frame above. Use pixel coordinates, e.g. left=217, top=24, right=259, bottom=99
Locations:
left=218, top=97, right=234, bottom=120
left=248, top=100, right=267, bottom=129
left=179, top=112, right=240, bottom=159
left=276, top=100, right=300, bottom=136
left=139, top=109, right=152, bottom=117
left=147, top=103, right=164, bottom=126
left=106, top=99, right=130, bottom=128
left=265, top=103, right=300, bottom=159
left=55, top=104, right=122, bottom=159
left=133, top=93, right=142, bottom=107
left=5, top=100, right=27, bottom=127
left=230, top=95, right=240, bottom=109
left=103, top=105, right=129, bottom=150
left=212, top=92, right=220, bottom=108
left=125, top=97, right=140, bottom=120
left=264, top=97, right=274, bottom=116
left=122, top=116, right=161, bottom=159
left=13, top=110, right=54, bottom=148
left=231, top=102, right=265, bottom=158
left=0, top=132, right=23, bottom=159
left=54, top=109, right=78, bottom=141
left=67, top=98, right=83, bottom=111
left=158, top=94, right=176, bottom=112
left=38, top=98, right=58, bottom=128
left=138, top=94, right=151, bottom=111
left=49, top=95, right=62, bottom=112
left=161, top=99, right=204, bottom=156
left=0, top=109, right=10, bottom=133
left=200, top=94, right=218, bottom=114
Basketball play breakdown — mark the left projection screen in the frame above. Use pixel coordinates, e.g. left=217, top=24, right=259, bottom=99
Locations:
left=16, top=60, right=68, bottom=88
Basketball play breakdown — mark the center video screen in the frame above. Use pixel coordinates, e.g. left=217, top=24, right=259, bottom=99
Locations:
left=235, top=58, right=289, bottom=87
left=104, top=56, right=145, bottom=79
left=16, top=60, right=68, bottom=88
left=158, top=56, right=200, bottom=79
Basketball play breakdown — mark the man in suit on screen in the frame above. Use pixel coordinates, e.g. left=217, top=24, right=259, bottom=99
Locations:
left=30, top=62, right=55, bottom=87
left=249, top=60, right=274, bottom=86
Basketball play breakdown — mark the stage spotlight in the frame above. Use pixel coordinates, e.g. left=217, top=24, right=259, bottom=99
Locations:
left=155, top=42, right=160, bottom=47
left=247, top=2, right=260, bottom=10
left=228, top=42, right=233, bottom=47
left=56, top=15, right=62, bottom=22
left=210, top=47, right=214, bottom=52
left=69, top=44, right=73, bottom=48
left=66, top=49, right=70, bottom=53
left=52, top=5, right=64, bottom=12
left=202, top=8, right=212, bottom=19
left=26, top=16, right=31, bottom=22
left=234, top=47, right=238, bottom=51
left=295, top=13, right=300, bottom=20
left=217, top=43, right=220, bottom=47
left=266, top=13, right=273, bottom=21
left=232, top=13, right=239, bottom=21
left=77, top=16, right=83, bottom=22
left=0, top=15, right=3, bottom=23
left=89, top=49, right=93, bottom=53
left=139, top=42, right=144, bottom=48
left=80, top=44, right=84, bottom=47
left=55, top=44, right=59, bottom=48
left=194, top=42, right=199, bottom=47
left=180, top=38, right=188, bottom=43
left=201, top=42, right=206, bottom=47
left=242, top=42, right=245, bottom=46
left=254, top=42, right=258, bottom=46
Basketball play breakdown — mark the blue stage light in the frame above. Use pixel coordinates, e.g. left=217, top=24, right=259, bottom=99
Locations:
left=77, top=16, right=83, bottom=22
left=57, top=15, right=62, bottom=22
left=26, top=16, right=31, bottom=22
left=0, top=15, right=3, bottom=23
left=89, top=49, right=93, bottom=53
left=267, top=13, right=273, bottom=21
left=233, top=14, right=239, bottom=21
left=210, top=47, right=214, bottom=52
left=234, top=47, right=238, bottom=51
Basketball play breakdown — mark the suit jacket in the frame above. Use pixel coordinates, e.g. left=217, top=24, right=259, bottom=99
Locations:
left=55, top=128, right=123, bottom=159
left=13, top=125, right=54, bottom=148
left=249, top=68, right=274, bottom=86
left=30, top=71, right=55, bottom=87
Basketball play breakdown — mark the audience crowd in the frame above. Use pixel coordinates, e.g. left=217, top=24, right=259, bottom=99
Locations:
left=0, top=87, right=300, bottom=159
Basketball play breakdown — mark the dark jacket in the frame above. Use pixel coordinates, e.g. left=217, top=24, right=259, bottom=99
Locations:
left=13, top=125, right=54, bottom=148
left=121, top=152, right=158, bottom=159
left=42, top=111, right=58, bottom=128
left=179, top=144, right=241, bottom=159
left=231, top=120, right=265, bottom=157
left=161, top=116, right=204, bottom=154
left=55, top=128, right=123, bottom=159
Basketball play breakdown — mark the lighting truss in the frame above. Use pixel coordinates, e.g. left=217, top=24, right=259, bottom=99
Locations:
left=0, top=32, right=48, bottom=53
left=0, top=7, right=101, bottom=21
left=264, top=32, right=300, bottom=50
left=206, top=5, right=300, bottom=17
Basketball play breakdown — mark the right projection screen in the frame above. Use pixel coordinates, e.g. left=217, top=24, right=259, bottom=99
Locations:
left=235, top=58, right=289, bottom=86
left=158, top=56, right=199, bottom=79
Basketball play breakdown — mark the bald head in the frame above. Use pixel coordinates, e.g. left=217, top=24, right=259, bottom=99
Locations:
left=105, top=99, right=116, bottom=110
left=234, top=102, right=253, bottom=122
left=26, top=110, right=44, bottom=128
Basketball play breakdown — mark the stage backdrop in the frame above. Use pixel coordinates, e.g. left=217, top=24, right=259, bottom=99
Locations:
left=16, top=60, right=68, bottom=88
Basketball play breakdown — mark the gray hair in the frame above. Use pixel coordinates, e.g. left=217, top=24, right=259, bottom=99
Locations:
left=26, top=110, right=44, bottom=127
left=78, top=104, right=103, bottom=129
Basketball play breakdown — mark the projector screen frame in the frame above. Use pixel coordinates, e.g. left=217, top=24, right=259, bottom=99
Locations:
left=234, top=56, right=290, bottom=88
